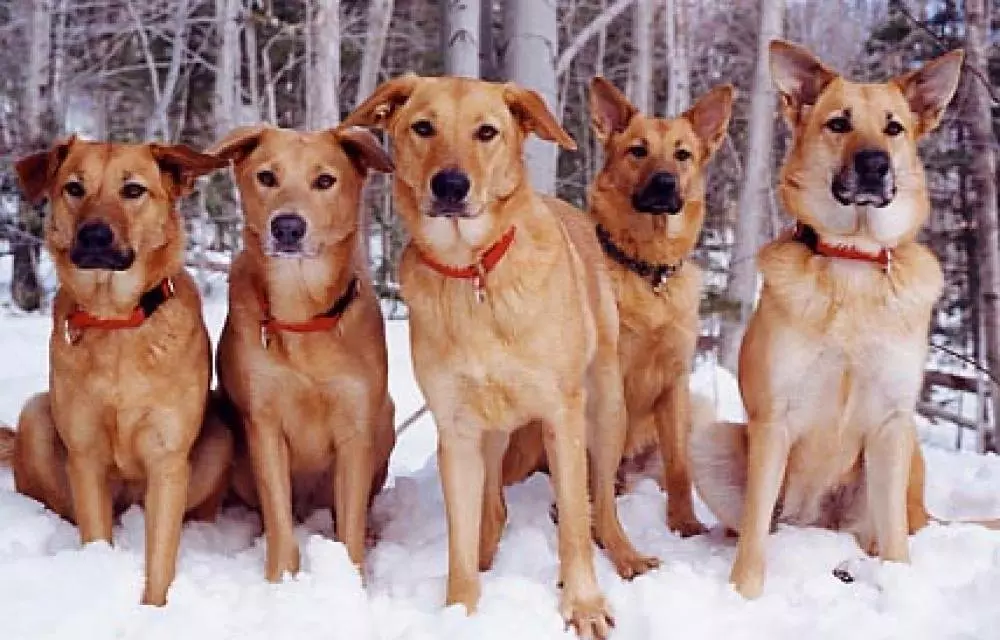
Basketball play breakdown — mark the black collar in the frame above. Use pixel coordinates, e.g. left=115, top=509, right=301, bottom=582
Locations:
left=595, top=224, right=681, bottom=293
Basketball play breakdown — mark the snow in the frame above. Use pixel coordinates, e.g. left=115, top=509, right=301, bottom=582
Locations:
left=2, top=292, right=1000, bottom=640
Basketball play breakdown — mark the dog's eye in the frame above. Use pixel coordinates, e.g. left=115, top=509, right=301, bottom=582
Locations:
left=121, top=183, right=147, bottom=200
left=63, top=181, right=85, bottom=198
left=627, top=145, right=648, bottom=159
left=256, top=170, right=278, bottom=188
left=313, top=173, right=336, bottom=190
left=674, top=149, right=692, bottom=162
left=411, top=120, right=435, bottom=138
left=475, top=124, right=498, bottom=142
left=884, top=121, right=905, bottom=137
left=825, top=116, right=852, bottom=134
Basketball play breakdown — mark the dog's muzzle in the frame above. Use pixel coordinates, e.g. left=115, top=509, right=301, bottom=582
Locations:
left=427, top=168, right=476, bottom=218
left=265, top=211, right=313, bottom=257
left=69, top=220, right=135, bottom=271
left=632, top=172, right=684, bottom=215
left=832, top=149, right=897, bottom=208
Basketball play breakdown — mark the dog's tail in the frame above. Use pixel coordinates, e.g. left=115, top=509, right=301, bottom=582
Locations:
left=0, top=424, right=16, bottom=466
left=688, top=393, right=747, bottom=532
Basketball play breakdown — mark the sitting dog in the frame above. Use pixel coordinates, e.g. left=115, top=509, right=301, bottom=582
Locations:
left=345, top=76, right=654, bottom=638
left=2, top=138, right=232, bottom=605
left=210, top=125, right=396, bottom=580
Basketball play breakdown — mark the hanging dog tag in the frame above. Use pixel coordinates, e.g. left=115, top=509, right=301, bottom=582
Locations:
left=473, top=261, right=487, bottom=303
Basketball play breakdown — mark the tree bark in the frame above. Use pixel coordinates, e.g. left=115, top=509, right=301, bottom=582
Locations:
left=25, top=0, right=50, bottom=143
left=965, top=0, right=1000, bottom=451
left=144, top=0, right=191, bottom=141
left=444, top=0, right=480, bottom=78
left=214, top=0, right=240, bottom=139
left=720, top=0, right=785, bottom=372
left=309, top=0, right=341, bottom=129
left=628, top=0, right=654, bottom=113
left=664, top=0, right=690, bottom=115
left=503, top=0, right=559, bottom=194
left=357, top=0, right=394, bottom=105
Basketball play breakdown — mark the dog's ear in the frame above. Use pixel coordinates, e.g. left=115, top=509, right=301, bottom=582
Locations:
left=589, top=76, right=638, bottom=145
left=684, top=84, right=734, bottom=156
left=333, top=126, right=395, bottom=175
left=892, top=49, right=964, bottom=138
left=343, top=74, right=419, bottom=130
left=769, top=39, right=838, bottom=125
left=150, top=144, right=230, bottom=197
left=503, top=84, right=577, bottom=151
left=208, top=125, right=270, bottom=165
left=15, top=136, right=77, bottom=204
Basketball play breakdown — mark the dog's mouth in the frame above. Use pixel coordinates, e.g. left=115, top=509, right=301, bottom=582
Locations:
left=426, top=200, right=483, bottom=219
left=262, top=238, right=321, bottom=259
left=832, top=156, right=897, bottom=209
left=631, top=192, right=684, bottom=216
left=69, top=246, right=136, bottom=271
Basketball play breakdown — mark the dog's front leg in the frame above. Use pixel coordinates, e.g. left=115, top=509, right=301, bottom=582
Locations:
left=730, top=420, right=789, bottom=599
left=141, top=452, right=190, bottom=606
left=656, top=378, right=706, bottom=536
left=865, top=413, right=915, bottom=563
left=479, top=430, right=510, bottom=571
left=438, top=428, right=485, bottom=612
left=66, top=451, right=113, bottom=544
left=545, top=391, right=613, bottom=640
left=248, top=421, right=299, bottom=581
left=334, top=431, right=373, bottom=568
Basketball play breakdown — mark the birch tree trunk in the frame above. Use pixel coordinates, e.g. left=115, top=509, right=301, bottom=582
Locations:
left=503, top=0, right=559, bottom=194
left=444, top=0, right=480, bottom=78
left=627, top=0, right=654, bottom=113
left=965, top=0, right=1000, bottom=452
left=214, top=0, right=240, bottom=139
left=357, top=0, right=394, bottom=105
left=309, top=0, right=341, bottom=129
left=145, top=0, right=191, bottom=141
left=720, top=0, right=785, bottom=371
left=25, top=0, right=50, bottom=144
left=664, top=0, right=690, bottom=115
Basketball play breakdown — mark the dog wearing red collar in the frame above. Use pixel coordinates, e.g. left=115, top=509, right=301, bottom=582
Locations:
left=209, top=125, right=396, bottom=582
left=688, top=41, right=968, bottom=599
left=3, top=137, right=232, bottom=606
left=345, top=76, right=654, bottom=638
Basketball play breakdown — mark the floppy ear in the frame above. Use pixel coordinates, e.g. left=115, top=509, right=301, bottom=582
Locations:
left=342, top=74, right=419, bottom=130
left=333, top=126, right=395, bottom=175
left=150, top=143, right=230, bottom=197
left=503, top=84, right=577, bottom=151
left=589, top=76, right=638, bottom=144
left=684, top=84, right=734, bottom=156
left=207, top=124, right=270, bottom=165
left=892, top=49, right=964, bottom=138
left=769, top=39, right=838, bottom=125
left=15, top=136, right=77, bottom=204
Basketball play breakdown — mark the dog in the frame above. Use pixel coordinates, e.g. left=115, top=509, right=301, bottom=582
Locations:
left=2, top=137, right=233, bottom=606
left=688, top=40, right=968, bottom=599
left=584, top=78, right=733, bottom=536
left=344, top=75, right=655, bottom=639
left=209, top=125, right=396, bottom=581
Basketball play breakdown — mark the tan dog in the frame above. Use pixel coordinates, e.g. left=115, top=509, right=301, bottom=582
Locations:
left=1, top=138, right=233, bottom=606
left=210, top=125, right=396, bottom=581
left=688, top=41, right=968, bottom=599
left=586, top=78, right=733, bottom=536
left=344, top=76, right=654, bottom=638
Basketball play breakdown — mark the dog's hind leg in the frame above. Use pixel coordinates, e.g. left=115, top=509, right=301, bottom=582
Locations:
left=185, top=403, right=234, bottom=522
left=12, top=393, right=74, bottom=521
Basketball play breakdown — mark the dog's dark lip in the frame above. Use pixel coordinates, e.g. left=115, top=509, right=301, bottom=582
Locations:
left=69, top=247, right=136, bottom=271
left=631, top=197, right=684, bottom=216
left=427, top=201, right=479, bottom=219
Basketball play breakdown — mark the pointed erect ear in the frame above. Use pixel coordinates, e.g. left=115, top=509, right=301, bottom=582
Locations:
left=769, top=39, right=838, bottom=124
left=333, top=126, right=394, bottom=175
left=15, top=136, right=77, bottom=204
left=684, top=84, right=734, bottom=156
left=150, top=143, right=230, bottom=197
left=502, top=84, right=577, bottom=151
left=892, top=49, right=964, bottom=138
left=589, top=76, right=638, bottom=144
left=207, top=124, right=270, bottom=165
left=343, top=74, right=419, bottom=130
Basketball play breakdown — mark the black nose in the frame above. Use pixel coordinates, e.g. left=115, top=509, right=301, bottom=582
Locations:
left=647, top=172, right=678, bottom=194
left=75, top=221, right=114, bottom=250
left=854, top=149, right=890, bottom=180
left=270, top=213, right=307, bottom=245
left=430, top=169, right=471, bottom=203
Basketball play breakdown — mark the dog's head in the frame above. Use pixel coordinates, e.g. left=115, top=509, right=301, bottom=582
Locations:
left=771, top=40, right=963, bottom=246
left=344, top=75, right=576, bottom=256
left=589, top=77, right=733, bottom=251
left=16, top=137, right=224, bottom=291
left=210, top=125, right=393, bottom=259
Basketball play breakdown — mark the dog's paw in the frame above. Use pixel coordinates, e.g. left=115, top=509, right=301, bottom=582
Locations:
left=729, top=556, right=765, bottom=599
left=613, top=550, right=661, bottom=580
left=264, top=543, right=301, bottom=582
left=560, top=591, right=614, bottom=640
left=668, top=513, right=708, bottom=538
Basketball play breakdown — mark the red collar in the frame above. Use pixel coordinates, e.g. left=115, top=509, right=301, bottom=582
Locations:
left=257, top=276, right=359, bottom=348
left=64, top=278, right=175, bottom=343
left=416, top=226, right=517, bottom=300
left=793, top=223, right=892, bottom=270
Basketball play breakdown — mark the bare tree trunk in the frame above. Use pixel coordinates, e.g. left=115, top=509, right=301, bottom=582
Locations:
left=49, top=0, right=68, bottom=133
left=503, top=0, right=559, bottom=194
left=965, top=0, right=1000, bottom=452
left=720, top=0, right=785, bottom=372
left=214, top=0, right=240, bottom=138
left=145, top=0, right=191, bottom=141
left=244, top=13, right=260, bottom=120
left=309, top=0, right=341, bottom=129
left=664, top=0, right=690, bottom=115
left=627, top=0, right=654, bottom=113
left=444, top=0, right=480, bottom=78
left=25, top=0, right=50, bottom=143
left=357, top=0, right=394, bottom=105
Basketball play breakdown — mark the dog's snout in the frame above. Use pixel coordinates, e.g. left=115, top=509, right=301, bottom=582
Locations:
left=854, top=149, right=890, bottom=181
left=632, top=171, right=684, bottom=215
left=430, top=169, right=471, bottom=203
left=75, top=221, right=114, bottom=251
left=270, top=213, right=307, bottom=245
left=648, top=172, right=678, bottom=194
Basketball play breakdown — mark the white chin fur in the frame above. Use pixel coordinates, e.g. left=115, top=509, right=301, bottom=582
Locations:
left=864, top=198, right=913, bottom=246
left=421, top=215, right=493, bottom=256
left=667, top=213, right=684, bottom=237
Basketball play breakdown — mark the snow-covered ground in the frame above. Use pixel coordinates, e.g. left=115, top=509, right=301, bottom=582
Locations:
left=1, top=291, right=1000, bottom=640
